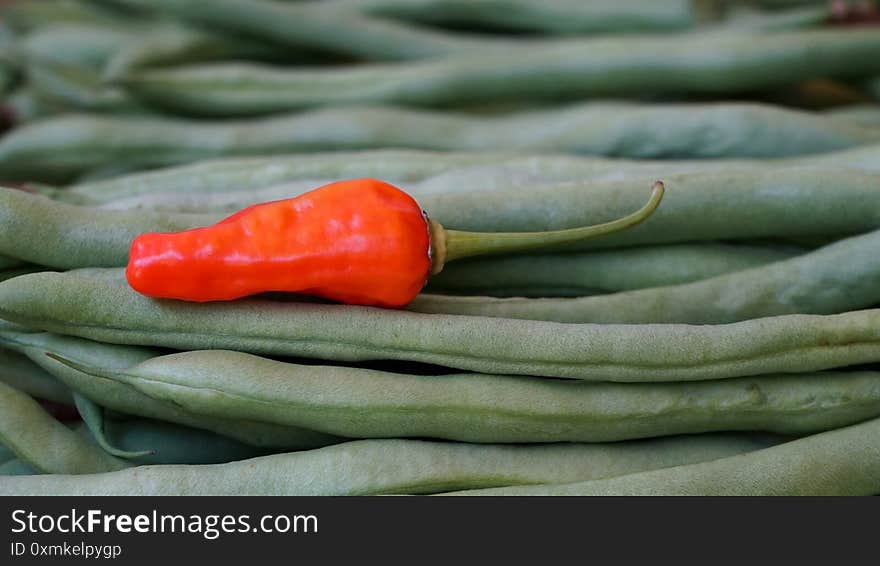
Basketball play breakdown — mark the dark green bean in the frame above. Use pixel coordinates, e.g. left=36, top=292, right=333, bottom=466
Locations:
left=0, top=435, right=777, bottom=495
left=5, top=268, right=880, bottom=382
left=445, top=415, right=880, bottom=495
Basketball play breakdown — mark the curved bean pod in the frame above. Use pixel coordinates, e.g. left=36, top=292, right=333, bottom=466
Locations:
left=51, top=348, right=880, bottom=442
left=5, top=269, right=880, bottom=382
left=410, top=227, right=880, bottom=322
left=444, top=415, right=880, bottom=495
left=426, top=243, right=800, bottom=297
left=0, top=381, right=128, bottom=474
left=0, top=326, right=342, bottom=450
left=98, top=418, right=268, bottom=466
left=117, top=29, right=880, bottom=114
left=0, top=435, right=777, bottom=496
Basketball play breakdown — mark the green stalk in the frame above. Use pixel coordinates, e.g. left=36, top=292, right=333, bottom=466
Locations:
left=430, top=181, right=664, bottom=273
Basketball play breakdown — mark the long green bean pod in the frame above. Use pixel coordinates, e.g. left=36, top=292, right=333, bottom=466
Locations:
left=426, top=243, right=801, bottom=297
left=410, top=227, right=880, bottom=322
left=117, top=29, right=880, bottom=114
left=8, top=103, right=877, bottom=181
left=444, top=415, right=880, bottom=495
left=5, top=269, right=880, bottom=382
left=60, top=144, right=880, bottom=207
left=0, top=435, right=778, bottom=496
left=108, top=0, right=519, bottom=61
left=0, top=325, right=342, bottom=450
left=48, top=348, right=880, bottom=442
left=337, top=0, right=700, bottom=34
left=5, top=170, right=880, bottom=270
left=0, top=381, right=129, bottom=474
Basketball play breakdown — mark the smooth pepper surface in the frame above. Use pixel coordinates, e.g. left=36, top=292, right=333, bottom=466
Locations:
left=126, top=179, right=432, bottom=307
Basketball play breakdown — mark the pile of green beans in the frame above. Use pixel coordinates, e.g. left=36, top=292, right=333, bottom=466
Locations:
left=2, top=0, right=880, bottom=497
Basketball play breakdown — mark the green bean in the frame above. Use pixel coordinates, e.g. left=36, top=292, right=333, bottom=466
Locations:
left=97, top=418, right=268, bottom=466
left=25, top=57, right=144, bottom=114
left=60, top=143, right=880, bottom=208
left=340, top=0, right=699, bottom=34
left=50, top=347, right=880, bottom=442
left=117, top=29, right=880, bottom=114
left=18, top=23, right=137, bottom=70
left=6, top=169, right=880, bottom=267
left=6, top=268, right=880, bottom=382
left=426, top=243, right=801, bottom=297
left=102, top=24, right=304, bottom=83
left=445, top=415, right=880, bottom=495
left=825, top=104, right=880, bottom=128
left=0, top=188, right=213, bottom=267
left=13, top=102, right=875, bottom=181
left=0, top=434, right=778, bottom=495
left=63, top=149, right=515, bottom=206
left=0, top=266, right=48, bottom=283
left=0, top=347, right=72, bottom=404
left=0, top=381, right=128, bottom=474
left=3, top=1, right=130, bottom=33
left=0, top=442, right=15, bottom=465
left=110, top=0, right=515, bottom=62
left=1, top=87, right=56, bottom=124
left=0, top=325, right=343, bottom=450
left=411, top=227, right=880, bottom=322
left=418, top=168, right=880, bottom=251
left=73, top=393, right=152, bottom=459
left=0, top=459, right=37, bottom=476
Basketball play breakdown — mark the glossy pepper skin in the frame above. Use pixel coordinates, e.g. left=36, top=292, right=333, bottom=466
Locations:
left=126, top=178, right=432, bottom=307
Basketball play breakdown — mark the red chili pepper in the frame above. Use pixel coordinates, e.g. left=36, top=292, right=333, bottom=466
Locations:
left=126, top=178, right=664, bottom=308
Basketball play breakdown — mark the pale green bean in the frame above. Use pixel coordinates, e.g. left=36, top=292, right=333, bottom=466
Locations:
left=0, top=435, right=776, bottom=496
left=0, top=325, right=342, bottom=450
left=62, top=144, right=880, bottom=207
left=5, top=269, right=880, bottom=382
left=445, top=415, right=880, bottom=495
left=426, top=243, right=800, bottom=297
left=0, top=381, right=128, bottom=474
left=51, top=348, right=880, bottom=443
left=410, top=228, right=880, bottom=322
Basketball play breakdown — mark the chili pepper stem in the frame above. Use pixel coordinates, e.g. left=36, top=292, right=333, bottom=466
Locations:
left=430, top=181, right=665, bottom=275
